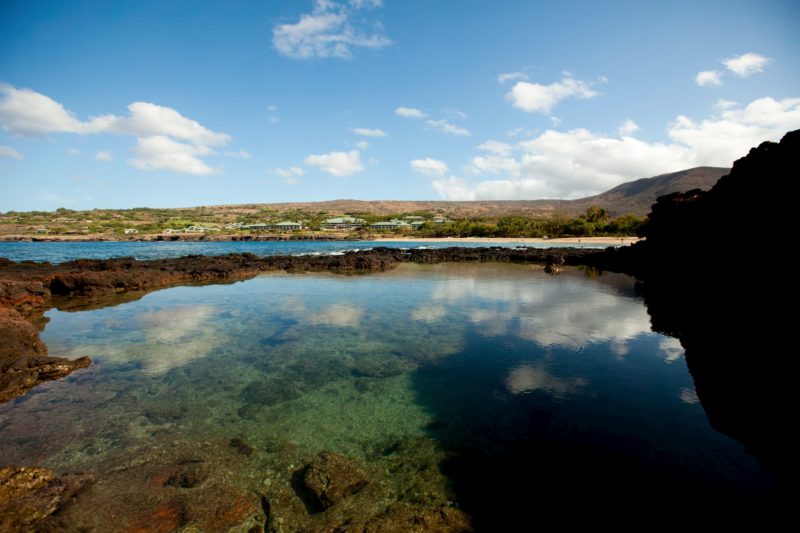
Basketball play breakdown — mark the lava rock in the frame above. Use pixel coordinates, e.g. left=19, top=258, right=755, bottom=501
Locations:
left=302, top=452, right=369, bottom=510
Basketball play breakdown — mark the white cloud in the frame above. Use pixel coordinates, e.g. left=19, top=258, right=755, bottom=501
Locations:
left=618, top=119, right=639, bottom=137
left=695, top=70, right=722, bottom=87
left=352, top=127, right=387, bottom=137
left=432, top=97, right=800, bottom=201
left=497, top=71, right=528, bottom=84
left=272, top=0, right=391, bottom=59
left=411, top=158, right=448, bottom=177
left=267, top=105, right=278, bottom=112
left=129, top=136, right=220, bottom=175
left=225, top=148, right=252, bottom=159
left=426, top=119, right=471, bottom=136
left=67, top=148, right=80, bottom=156
left=0, top=145, right=22, bottom=159
left=0, top=84, right=232, bottom=176
left=549, top=116, right=562, bottom=126
left=94, top=101, right=231, bottom=146
left=0, top=83, right=85, bottom=135
left=477, top=140, right=512, bottom=156
left=506, top=74, right=598, bottom=114
left=355, top=140, right=371, bottom=150
left=94, top=150, right=113, bottom=162
left=305, top=149, right=364, bottom=176
left=723, top=52, right=771, bottom=77
left=395, top=106, right=426, bottom=119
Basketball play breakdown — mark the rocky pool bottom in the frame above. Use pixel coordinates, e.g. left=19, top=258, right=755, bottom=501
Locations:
left=0, top=263, right=786, bottom=531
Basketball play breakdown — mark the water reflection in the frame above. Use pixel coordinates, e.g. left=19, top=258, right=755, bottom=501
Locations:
left=0, top=264, right=777, bottom=530
left=504, top=363, right=587, bottom=397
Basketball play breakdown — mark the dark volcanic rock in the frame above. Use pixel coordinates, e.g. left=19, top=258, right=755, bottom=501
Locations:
left=611, top=129, right=799, bottom=480
left=302, top=452, right=369, bottom=510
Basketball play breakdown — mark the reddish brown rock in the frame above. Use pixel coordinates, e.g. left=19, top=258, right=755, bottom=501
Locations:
left=0, top=306, right=90, bottom=403
left=303, top=452, right=369, bottom=510
left=0, top=466, right=92, bottom=533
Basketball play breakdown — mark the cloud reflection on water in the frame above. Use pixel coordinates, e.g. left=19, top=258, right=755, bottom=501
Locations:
left=505, top=363, right=588, bottom=397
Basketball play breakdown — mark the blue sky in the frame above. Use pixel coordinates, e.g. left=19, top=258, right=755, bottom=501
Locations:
left=1, top=0, right=798, bottom=211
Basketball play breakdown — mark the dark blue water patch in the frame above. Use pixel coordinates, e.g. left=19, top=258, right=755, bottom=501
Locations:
left=410, top=328, right=784, bottom=529
left=0, top=239, right=616, bottom=263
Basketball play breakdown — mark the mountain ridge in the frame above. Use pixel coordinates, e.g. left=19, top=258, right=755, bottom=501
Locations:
left=206, top=166, right=729, bottom=218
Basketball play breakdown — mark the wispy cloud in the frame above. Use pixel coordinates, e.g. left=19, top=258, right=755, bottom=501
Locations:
left=0, top=145, right=22, bottom=160
left=352, top=127, right=387, bottom=137
left=272, top=0, right=391, bottom=59
left=94, top=150, right=113, bottom=162
left=497, top=71, right=528, bottom=84
left=426, top=118, right=470, bottom=136
left=395, top=106, right=427, bottom=119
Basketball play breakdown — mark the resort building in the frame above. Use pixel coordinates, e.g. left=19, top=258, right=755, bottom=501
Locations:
left=370, top=219, right=413, bottom=230
left=432, top=216, right=450, bottom=224
left=123, top=228, right=138, bottom=234
left=321, top=217, right=366, bottom=230
left=272, top=221, right=303, bottom=231
left=242, top=221, right=304, bottom=231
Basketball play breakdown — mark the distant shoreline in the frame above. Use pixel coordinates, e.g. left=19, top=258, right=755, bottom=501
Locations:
left=372, top=236, right=638, bottom=245
left=0, top=234, right=639, bottom=245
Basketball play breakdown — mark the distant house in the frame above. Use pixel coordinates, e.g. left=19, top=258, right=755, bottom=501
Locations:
left=370, top=219, right=413, bottom=230
left=163, top=228, right=183, bottom=234
left=185, top=225, right=218, bottom=233
left=243, top=223, right=270, bottom=231
left=404, top=216, right=425, bottom=222
left=322, top=217, right=366, bottom=230
left=273, top=221, right=303, bottom=231
left=124, top=228, right=138, bottom=235
left=432, top=216, right=450, bottom=224
left=241, top=221, right=303, bottom=231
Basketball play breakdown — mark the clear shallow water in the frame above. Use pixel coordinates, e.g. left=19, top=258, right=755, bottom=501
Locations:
left=0, top=264, right=778, bottom=530
left=0, top=239, right=618, bottom=263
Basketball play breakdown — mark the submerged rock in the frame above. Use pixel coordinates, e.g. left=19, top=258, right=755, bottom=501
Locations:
left=302, top=452, right=369, bottom=510
left=0, top=466, right=92, bottom=532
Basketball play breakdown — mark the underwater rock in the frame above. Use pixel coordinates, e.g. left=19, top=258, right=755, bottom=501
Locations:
left=0, top=466, right=92, bottom=532
left=302, top=452, right=369, bottom=510
left=230, top=437, right=254, bottom=456
left=0, top=305, right=91, bottom=403
left=362, top=503, right=472, bottom=532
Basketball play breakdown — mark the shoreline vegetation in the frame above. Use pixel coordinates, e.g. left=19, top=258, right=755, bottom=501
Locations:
left=0, top=206, right=645, bottom=242
left=1, top=131, right=796, bottom=530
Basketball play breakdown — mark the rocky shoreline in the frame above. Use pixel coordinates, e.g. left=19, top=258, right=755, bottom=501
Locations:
left=0, top=246, right=613, bottom=404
